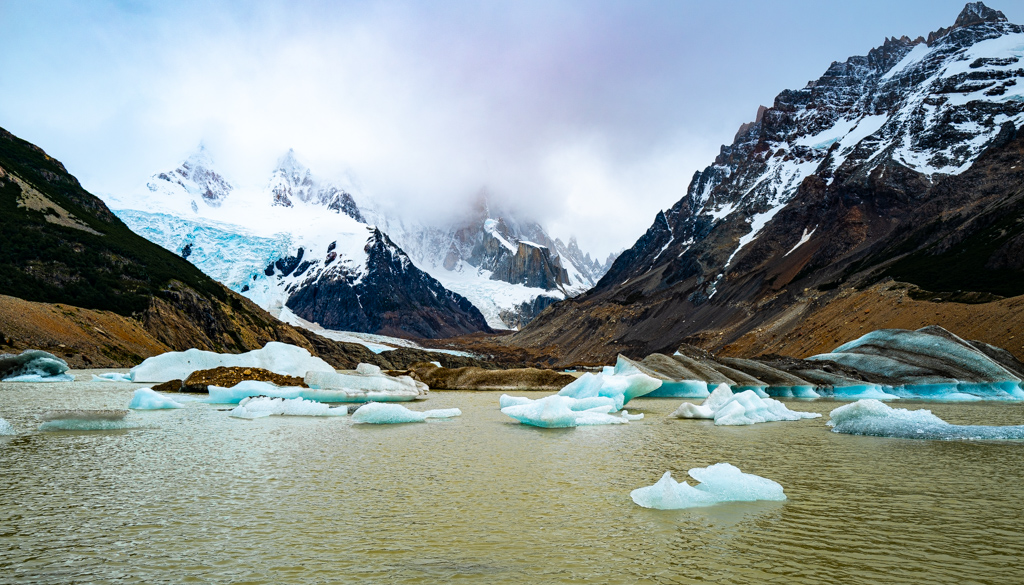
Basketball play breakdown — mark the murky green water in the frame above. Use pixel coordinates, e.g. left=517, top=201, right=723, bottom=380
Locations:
left=1, top=373, right=1023, bottom=584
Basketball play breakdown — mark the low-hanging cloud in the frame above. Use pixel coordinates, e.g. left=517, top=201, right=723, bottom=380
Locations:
left=1, top=0, right=1016, bottom=257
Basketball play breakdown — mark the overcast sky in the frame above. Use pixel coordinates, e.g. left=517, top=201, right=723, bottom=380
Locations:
left=1, top=0, right=1020, bottom=258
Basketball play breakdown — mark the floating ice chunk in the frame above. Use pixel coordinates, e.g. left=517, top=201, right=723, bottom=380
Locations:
left=129, top=342, right=335, bottom=383
left=129, top=388, right=184, bottom=410
left=631, top=463, right=786, bottom=509
left=350, top=403, right=461, bottom=424
left=620, top=410, right=644, bottom=421
left=557, top=361, right=661, bottom=410
left=828, top=399, right=1024, bottom=440
left=766, top=385, right=820, bottom=398
left=499, top=394, right=532, bottom=408
left=206, top=381, right=304, bottom=404
left=229, top=396, right=349, bottom=419
left=0, top=350, right=73, bottom=382
left=500, top=394, right=631, bottom=428
left=305, top=365, right=428, bottom=402
left=38, top=410, right=134, bottom=431
left=92, top=372, right=133, bottom=382
left=0, top=417, right=14, bottom=435
left=671, top=384, right=821, bottom=425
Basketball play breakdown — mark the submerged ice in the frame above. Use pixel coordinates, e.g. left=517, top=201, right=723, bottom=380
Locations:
left=828, top=399, right=1024, bottom=440
left=0, top=417, right=14, bottom=435
left=671, top=384, right=821, bottom=426
left=38, top=410, right=135, bottom=431
left=350, top=402, right=461, bottom=424
left=631, top=463, right=787, bottom=509
left=92, top=372, right=133, bottom=383
left=0, top=350, right=73, bottom=382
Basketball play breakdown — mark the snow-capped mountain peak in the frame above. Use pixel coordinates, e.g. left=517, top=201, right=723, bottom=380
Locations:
left=146, top=142, right=233, bottom=210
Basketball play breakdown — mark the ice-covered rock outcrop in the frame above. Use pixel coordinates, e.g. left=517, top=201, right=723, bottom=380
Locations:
left=556, top=356, right=662, bottom=409
left=229, top=396, right=349, bottom=419
left=499, top=394, right=636, bottom=428
left=671, top=384, right=822, bottom=426
left=350, top=403, right=461, bottom=424
left=809, top=327, right=1024, bottom=400
left=630, top=463, right=787, bottom=509
left=37, top=410, right=134, bottom=431
left=129, top=342, right=335, bottom=383
left=129, top=388, right=184, bottom=410
left=0, top=350, right=73, bottom=382
left=828, top=399, right=1024, bottom=440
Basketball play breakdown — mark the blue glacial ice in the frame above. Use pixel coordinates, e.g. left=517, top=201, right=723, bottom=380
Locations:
left=827, top=399, right=1024, bottom=440
left=229, top=396, right=349, bottom=419
left=647, top=380, right=712, bottom=398
left=557, top=357, right=662, bottom=410
left=500, top=394, right=633, bottom=428
left=129, top=388, right=184, bottom=410
left=350, top=402, right=461, bottom=424
left=38, top=410, right=135, bottom=431
left=671, top=384, right=821, bottom=426
left=630, top=463, right=787, bottom=509
left=129, top=342, right=336, bottom=383
left=0, top=417, right=14, bottom=435
left=206, top=381, right=304, bottom=404
left=92, top=372, right=133, bottom=382
left=0, top=350, right=73, bottom=382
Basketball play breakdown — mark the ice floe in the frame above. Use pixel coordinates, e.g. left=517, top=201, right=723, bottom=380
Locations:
left=671, top=384, right=821, bottom=425
left=38, top=410, right=135, bottom=431
left=630, top=463, right=787, bottom=509
left=304, top=363, right=428, bottom=402
left=92, top=372, right=133, bottom=382
left=0, top=350, right=73, bottom=382
left=827, top=399, right=1024, bottom=440
left=129, top=388, right=184, bottom=410
left=0, top=417, right=14, bottom=435
left=500, top=394, right=634, bottom=428
left=129, top=342, right=335, bottom=383
left=556, top=356, right=662, bottom=409
left=206, top=380, right=304, bottom=404
left=229, top=396, right=349, bottom=419
left=350, top=402, right=461, bottom=424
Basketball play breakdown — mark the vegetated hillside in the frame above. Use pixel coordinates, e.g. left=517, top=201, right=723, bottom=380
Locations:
left=0, top=126, right=485, bottom=368
left=509, top=2, right=1024, bottom=366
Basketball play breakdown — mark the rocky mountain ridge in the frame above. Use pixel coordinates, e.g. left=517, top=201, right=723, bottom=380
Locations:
left=511, top=2, right=1024, bottom=365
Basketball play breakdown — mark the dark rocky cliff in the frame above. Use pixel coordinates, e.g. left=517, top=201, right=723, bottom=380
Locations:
left=511, top=3, right=1024, bottom=365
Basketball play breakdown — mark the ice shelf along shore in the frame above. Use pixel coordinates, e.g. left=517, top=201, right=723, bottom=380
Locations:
left=631, top=463, right=787, bottom=509
left=129, top=342, right=335, bottom=383
left=827, top=399, right=1024, bottom=440
left=350, top=403, right=461, bottom=424
left=0, top=350, right=73, bottom=382
left=672, top=384, right=821, bottom=426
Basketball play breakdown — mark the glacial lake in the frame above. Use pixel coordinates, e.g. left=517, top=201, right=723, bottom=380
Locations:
left=2, top=374, right=1023, bottom=584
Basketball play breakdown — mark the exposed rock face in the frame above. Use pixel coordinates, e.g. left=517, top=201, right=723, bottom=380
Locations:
left=282, top=228, right=492, bottom=338
left=404, top=362, right=576, bottom=391
left=182, top=366, right=308, bottom=393
left=512, top=3, right=1024, bottom=364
